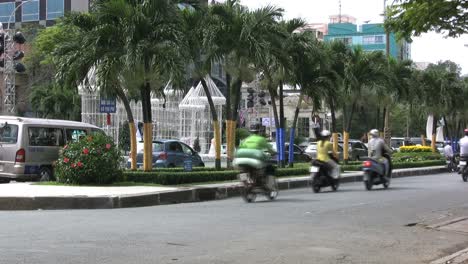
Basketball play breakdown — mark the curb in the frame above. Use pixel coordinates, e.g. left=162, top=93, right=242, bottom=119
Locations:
left=0, top=167, right=447, bottom=210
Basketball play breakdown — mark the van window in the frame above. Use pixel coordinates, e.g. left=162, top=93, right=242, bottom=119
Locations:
left=28, top=127, right=64, bottom=146
left=0, top=124, right=19, bottom=144
left=66, top=129, right=87, bottom=142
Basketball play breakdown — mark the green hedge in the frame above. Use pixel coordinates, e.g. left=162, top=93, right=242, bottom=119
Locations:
left=122, top=170, right=239, bottom=185
left=121, top=160, right=445, bottom=185
left=341, top=160, right=445, bottom=171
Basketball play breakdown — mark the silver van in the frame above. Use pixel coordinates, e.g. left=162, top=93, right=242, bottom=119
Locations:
left=0, top=116, right=103, bottom=182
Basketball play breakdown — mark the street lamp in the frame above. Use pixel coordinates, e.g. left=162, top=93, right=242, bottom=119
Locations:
left=1, top=0, right=39, bottom=114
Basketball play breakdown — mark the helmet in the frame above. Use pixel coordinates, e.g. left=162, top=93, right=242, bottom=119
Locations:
left=370, top=129, right=379, bottom=138
left=320, top=130, right=331, bottom=137
left=249, top=123, right=261, bottom=134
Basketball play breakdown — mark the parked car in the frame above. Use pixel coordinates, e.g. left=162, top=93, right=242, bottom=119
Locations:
left=305, top=142, right=343, bottom=160
left=269, top=142, right=312, bottom=163
left=0, top=116, right=103, bottom=182
left=346, top=140, right=369, bottom=161
left=128, top=140, right=204, bottom=168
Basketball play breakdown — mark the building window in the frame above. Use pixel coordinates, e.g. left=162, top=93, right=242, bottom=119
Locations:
left=363, top=35, right=385, bottom=45
left=0, top=3, right=15, bottom=24
left=363, top=36, right=374, bottom=44
left=298, top=117, right=310, bottom=138
left=47, top=0, right=64, bottom=20
left=22, top=1, right=40, bottom=22
left=333, top=37, right=352, bottom=45
left=374, top=35, right=384, bottom=43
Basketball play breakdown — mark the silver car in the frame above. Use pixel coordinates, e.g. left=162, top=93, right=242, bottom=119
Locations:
left=0, top=116, right=102, bottom=182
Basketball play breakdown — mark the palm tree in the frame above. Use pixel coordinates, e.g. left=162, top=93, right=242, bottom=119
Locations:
left=280, top=20, right=323, bottom=167
left=29, top=83, right=81, bottom=120
left=380, top=58, right=414, bottom=145
left=210, top=1, right=284, bottom=167
left=316, top=41, right=350, bottom=156
left=180, top=6, right=223, bottom=169
left=51, top=10, right=141, bottom=170
left=342, top=47, right=386, bottom=163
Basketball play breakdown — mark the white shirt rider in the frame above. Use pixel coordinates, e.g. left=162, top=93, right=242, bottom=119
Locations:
left=444, top=144, right=454, bottom=158
left=461, top=135, right=468, bottom=157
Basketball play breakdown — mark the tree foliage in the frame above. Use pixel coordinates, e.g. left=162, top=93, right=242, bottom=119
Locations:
left=386, top=0, right=468, bottom=40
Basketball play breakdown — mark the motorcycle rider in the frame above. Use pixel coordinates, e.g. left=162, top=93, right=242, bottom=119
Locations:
left=236, top=125, right=276, bottom=183
left=316, top=130, right=339, bottom=179
left=368, top=129, right=393, bottom=178
left=444, top=141, right=455, bottom=171
left=460, top=129, right=468, bottom=161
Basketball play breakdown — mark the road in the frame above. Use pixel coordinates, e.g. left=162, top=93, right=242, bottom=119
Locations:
left=2, top=173, right=468, bottom=264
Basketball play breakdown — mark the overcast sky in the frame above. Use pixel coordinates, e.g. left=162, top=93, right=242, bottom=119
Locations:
left=239, top=0, right=468, bottom=75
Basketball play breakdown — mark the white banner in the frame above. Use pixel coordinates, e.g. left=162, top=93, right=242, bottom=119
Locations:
left=426, top=114, right=434, bottom=139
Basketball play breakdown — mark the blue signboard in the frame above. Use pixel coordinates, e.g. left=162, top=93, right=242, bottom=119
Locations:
left=99, top=98, right=117, bottom=113
left=184, top=159, right=193, bottom=172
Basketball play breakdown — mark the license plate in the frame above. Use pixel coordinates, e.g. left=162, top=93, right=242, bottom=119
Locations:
left=446, top=160, right=451, bottom=164
left=460, top=161, right=467, bottom=166
left=238, top=173, right=249, bottom=181
left=309, top=166, right=319, bottom=173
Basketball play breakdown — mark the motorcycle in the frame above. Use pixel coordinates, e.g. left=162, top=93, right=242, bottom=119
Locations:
left=233, top=150, right=278, bottom=203
left=459, top=156, right=468, bottom=182
left=361, top=154, right=392, bottom=190
left=310, top=160, right=340, bottom=193
left=446, top=154, right=459, bottom=173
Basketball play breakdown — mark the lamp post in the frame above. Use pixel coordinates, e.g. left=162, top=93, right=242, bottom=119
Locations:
left=1, top=0, right=39, bottom=114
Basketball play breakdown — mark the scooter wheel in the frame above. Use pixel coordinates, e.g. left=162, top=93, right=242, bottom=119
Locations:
left=312, top=184, right=321, bottom=193
left=462, top=174, right=468, bottom=182
left=331, top=181, right=339, bottom=191
left=364, top=180, right=373, bottom=191
left=383, top=181, right=390, bottom=189
left=241, top=188, right=257, bottom=203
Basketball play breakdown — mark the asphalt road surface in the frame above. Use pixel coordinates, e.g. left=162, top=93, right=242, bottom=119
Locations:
left=3, top=173, right=468, bottom=264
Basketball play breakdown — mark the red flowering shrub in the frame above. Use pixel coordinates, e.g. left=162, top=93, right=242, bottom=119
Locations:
left=55, top=133, right=122, bottom=185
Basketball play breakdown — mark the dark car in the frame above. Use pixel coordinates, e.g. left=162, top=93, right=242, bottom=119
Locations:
left=269, top=142, right=312, bottom=163
left=127, top=140, right=204, bottom=168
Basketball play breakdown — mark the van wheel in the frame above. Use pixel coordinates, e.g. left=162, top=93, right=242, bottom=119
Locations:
left=39, top=167, right=54, bottom=182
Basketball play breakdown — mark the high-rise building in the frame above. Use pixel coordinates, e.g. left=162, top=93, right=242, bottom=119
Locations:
left=0, top=0, right=89, bottom=29
left=324, top=15, right=411, bottom=60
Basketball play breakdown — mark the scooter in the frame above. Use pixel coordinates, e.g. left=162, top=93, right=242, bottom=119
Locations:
left=458, top=156, right=468, bottom=182
left=233, top=150, right=278, bottom=203
left=310, top=160, right=340, bottom=193
left=362, top=154, right=392, bottom=190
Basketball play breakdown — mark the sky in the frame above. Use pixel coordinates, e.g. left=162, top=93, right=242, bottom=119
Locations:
left=239, top=0, right=468, bottom=75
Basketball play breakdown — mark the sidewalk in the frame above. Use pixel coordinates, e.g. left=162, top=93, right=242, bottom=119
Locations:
left=0, top=166, right=447, bottom=210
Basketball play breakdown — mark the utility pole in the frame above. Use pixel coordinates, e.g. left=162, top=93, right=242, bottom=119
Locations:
left=1, top=0, right=37, bottom=115
left=383, top=0, right=391, bottom=145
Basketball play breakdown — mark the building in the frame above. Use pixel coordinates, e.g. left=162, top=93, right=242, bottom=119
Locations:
left=300, top=23, right=328, bottom=41
left=324, top=15, right=411, bottom=60
left=0, top=0, right=89, bottom=29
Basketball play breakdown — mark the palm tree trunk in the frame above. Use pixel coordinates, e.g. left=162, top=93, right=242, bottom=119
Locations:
left=225, top=73, right=232, bottom=168
left=116, top=88, right=137, bottom=171
left=406, top=103, right=412, bottom=138
left=140, top=81, right=152, bottom=172
left=381, top=107, right=386, bottom=138
left=343, top=100, right=357, bottom=164
left=268, top=85, right=280, bottom=166
left=329, top=98, right=339, bottom=156
left=383, top=105, right=391, bottom=145
left=279, top=80, right=285, bottom=168
left=227, top=79, right=242, bottom=169
left=288, top=91, right=304, bottom=167
left=200, top=77, right=221, bottom=170
left=431, top=114, right=437, bottom=153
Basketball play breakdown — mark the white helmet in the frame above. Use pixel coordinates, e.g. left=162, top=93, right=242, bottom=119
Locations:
left=321, top=130, right=331, bottom=137
left=370, top=129, right=379, bottom=138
